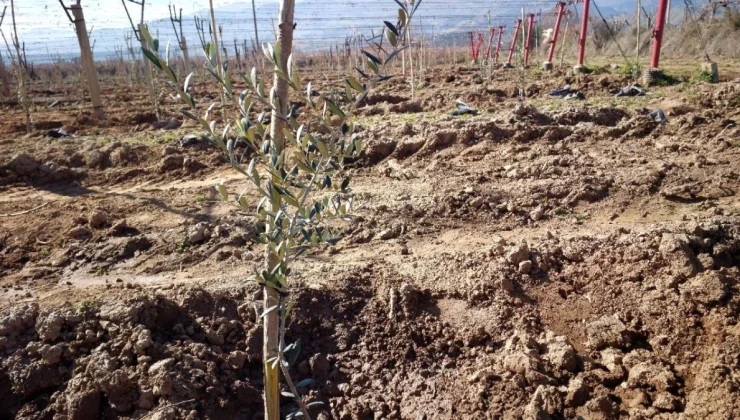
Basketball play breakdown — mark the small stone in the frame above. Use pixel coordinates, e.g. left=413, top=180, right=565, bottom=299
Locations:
left=350, top=372, right=369, bottom=386
left=680, top=270, right=728, bottom=306
left=627, top=362, right=677, bottom=392
left=134, top=329, right=153, bottom=354
left=310, top=354, right=330, bottom=377
left=85, top=150, right=105, bottom=168
left=530, top=206, right=545, bottom=221
left=205, top=329, right=225, bottom=346
left=513, top=103, right=534, bottom=117
left=525, top=385, right=563, bottom=419
left=161, top=146, right=178, bottom=156
left=507, top=241, right=531, bottom=265
left=148, top=358, right=175, bottom=376
left=89, top=210, right=108, bottom=228
left=108, top=219, right=128, bottom=235
left=467, top=368, right=496, bottom=383
left=138, top=389, right=154, bottom=409
left=39, top=344, right=64, bottom=364
left=469, top=196, right=485, bottom=208
left=379, top=229, right=398, bottom=240
left=546, top=337, right=576, bottom=372
left=500, top=277, right=516, bottom=292
left=519, top=260, right=533, bottom=274
left=36, top=312, right=64, bottom=342
left=67, top=226, right=91, bottom=240
left=153, top=376, right=174, bottom=397
left=228, top=351, right=247, bottom=370
left=188, top=222, right=211, bottom=244
left=490, top=243, right=505, bottom=256
left=587, top=316, right=627, bottom=349
left=583, top=396, right=619, bottom=418
left=600, top=348, right=624, bottom=372
left=565, top=378, right=589, bottom=407
left=160, top=154, right=184, bottom=172
left=66, top=389, right=101, bottom=420
left=652, top=392, right=679, bottom=411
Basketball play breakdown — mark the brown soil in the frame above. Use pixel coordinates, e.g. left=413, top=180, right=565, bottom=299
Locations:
left=1, top=63, right=740, bottom=419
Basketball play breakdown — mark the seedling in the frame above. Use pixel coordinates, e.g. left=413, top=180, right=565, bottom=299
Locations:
left=141, top=1, right=421, bottom=418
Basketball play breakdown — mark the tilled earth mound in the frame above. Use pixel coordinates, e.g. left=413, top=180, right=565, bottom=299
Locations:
left=2, top=218, right=739, bottom=419
left=2, top=65, right=740, bottom=419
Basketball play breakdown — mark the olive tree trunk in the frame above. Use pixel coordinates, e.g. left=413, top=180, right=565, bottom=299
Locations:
left=264, top=0, right=295, bottom=419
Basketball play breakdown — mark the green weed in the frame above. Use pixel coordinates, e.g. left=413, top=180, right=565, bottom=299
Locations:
left=74, top=299, right=100, bottom=316
left=694, top=70, right=715, bottom=84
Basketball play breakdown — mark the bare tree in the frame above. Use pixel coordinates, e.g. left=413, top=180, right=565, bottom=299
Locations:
left=2, top=0, right=32, bottom=131
left=169, top=5, right=191, bottom=73
left=0, top=8, right=10, bottom=97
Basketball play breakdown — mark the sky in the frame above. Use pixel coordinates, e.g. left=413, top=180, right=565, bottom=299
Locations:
left=9, top=0, right=261, bottom=34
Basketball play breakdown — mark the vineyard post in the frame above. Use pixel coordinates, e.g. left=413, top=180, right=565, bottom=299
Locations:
left=524, top=13, right=535, bottom=66
left=63, top=1, right=105, bottom=119
left=504, top=19, right=522, bottom=68
left=138, top=23, right=159, bottom=119
left=180, top=35, right=190, bottom=73
left=543, top=2, right=566, bottom=70
left=485, top=27, right=495, bottom=61
left=649, top=0, right=668, bottom=70
left=573, top=0, right=590, bottom=73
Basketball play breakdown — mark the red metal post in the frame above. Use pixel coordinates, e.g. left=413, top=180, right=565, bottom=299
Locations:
left=485, top=27, right=495, bottom=60
left=524, top=13, right=536, bottom=66
left=505, top=19, right=522, bottom=65
left=546, top=2, right=566, bottom=64
left=650, top=0, right=669, bottom=68
left=495, top=26, right=504, bottom=64
left=576, top=0, right=590, bottom=68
